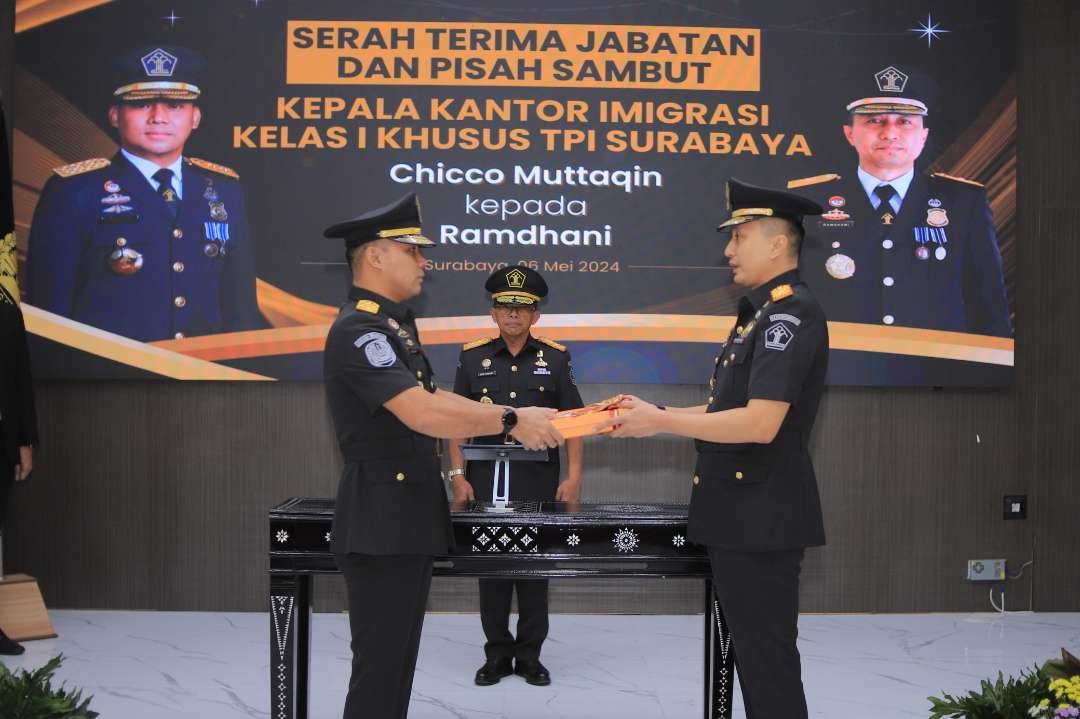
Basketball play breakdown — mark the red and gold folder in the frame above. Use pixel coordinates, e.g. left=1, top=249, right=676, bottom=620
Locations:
left=551, top=395, right=625, bottom=438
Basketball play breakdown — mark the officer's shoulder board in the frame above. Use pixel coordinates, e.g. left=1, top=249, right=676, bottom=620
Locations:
left=52, top=158, right=110, bottom=178
left=931, top=171, right=984, bottom=188
left=770, top=284, right=794, bottom=303
left=462, top=337, right=495, bottom=351
left=188, top=157, right=240, bottom=179
left=355, top=299, right=380, bottom=314
left=537, top=336, right=567, bottom=352
left=786, top=173, right=840, bottom=190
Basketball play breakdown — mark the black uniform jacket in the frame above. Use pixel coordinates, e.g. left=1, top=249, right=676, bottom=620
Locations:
left=687, top=270, right=829, bottom=552
left=799, top=171, right=1011, bottom=337
left=0, top=301, right=39, bottom=466
left=324, top=286, right=452, bottom=555
left=452, top=335, right=583, bottom=502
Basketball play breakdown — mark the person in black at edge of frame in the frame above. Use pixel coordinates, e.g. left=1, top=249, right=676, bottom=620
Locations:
left=321, top=191, right=564, bottom=719
left=596, top=179, right=829, bottom=719
left=0, top=236, right=39, bottom=656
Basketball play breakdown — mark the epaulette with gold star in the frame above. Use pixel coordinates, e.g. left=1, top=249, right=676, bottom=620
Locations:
left=462, top=337, right=495, bottom=351
left=537, top=337, right=567, bottom=352
left=355, top=299, right=380, bottom=313
left=188, top=157, right=240, bottom=179
left=787, top=173, right=840, bottom=190
left=770, top=285, right=794, bottom=303
left=53, top=158, right=110, bottom=178
left=931, top=171, right=984, bottom=188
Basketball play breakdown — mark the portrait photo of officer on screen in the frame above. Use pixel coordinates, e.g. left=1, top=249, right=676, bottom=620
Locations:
left=792, top=64, right=1012, bottom=338
left=25, top=45, right=263, bottom=342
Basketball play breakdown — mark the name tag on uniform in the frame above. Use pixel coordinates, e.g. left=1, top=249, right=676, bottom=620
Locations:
left=533, top=367, right=551, bottom=375
left=477, top=370, right=497, bottom=377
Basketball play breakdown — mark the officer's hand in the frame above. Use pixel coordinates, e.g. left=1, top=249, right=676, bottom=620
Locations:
left=451, top=476, right=474, bottom=503
left=15, top=445, right=33, bottom=482
left=511, top=407, right=563, bottom=450
left=595, top=396, right=663, bottom=438
left=555, top=478, right=581, bottom=503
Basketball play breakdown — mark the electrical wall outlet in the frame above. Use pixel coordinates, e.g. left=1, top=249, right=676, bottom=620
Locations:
left=967, top=558, right=1006, bottom=581
left=1004, top=495, right=1027, bottom=519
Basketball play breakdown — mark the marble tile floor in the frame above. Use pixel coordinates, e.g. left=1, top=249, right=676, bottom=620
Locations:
left=3, top=610, right=1078, bottom=718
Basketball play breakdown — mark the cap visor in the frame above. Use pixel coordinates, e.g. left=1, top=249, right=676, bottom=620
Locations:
left=389, top=234, right=436, bottom=247
left=716, top=215, right=758, bottom=231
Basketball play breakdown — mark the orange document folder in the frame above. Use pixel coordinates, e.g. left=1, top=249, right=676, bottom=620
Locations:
left=551, top=395, right=625, bottom=438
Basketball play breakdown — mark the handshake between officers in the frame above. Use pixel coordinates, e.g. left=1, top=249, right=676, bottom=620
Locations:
left=321, top=192, right=565, bottom=719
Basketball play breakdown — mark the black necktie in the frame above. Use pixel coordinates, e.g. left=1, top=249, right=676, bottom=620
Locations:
left=152, top=168, right=178, bottom=218
left=873, top=184, right=897, bottom=226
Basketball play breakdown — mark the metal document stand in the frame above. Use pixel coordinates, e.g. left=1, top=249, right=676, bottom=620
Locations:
left=460, top=443, right=548, bottom=512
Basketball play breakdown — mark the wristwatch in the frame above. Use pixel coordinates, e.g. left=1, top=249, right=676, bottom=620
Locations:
left=447, top=468, right=465, bottom=479
left=501, top=407, right=518, bottom=433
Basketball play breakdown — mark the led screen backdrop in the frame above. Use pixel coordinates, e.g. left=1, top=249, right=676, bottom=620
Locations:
left=11, top=0, right=1016, bottom=384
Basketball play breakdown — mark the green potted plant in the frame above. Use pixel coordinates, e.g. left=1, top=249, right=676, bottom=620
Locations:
left=0, top=654, right=98, bottom=718
left=928, top=649, right=1080, bottom=719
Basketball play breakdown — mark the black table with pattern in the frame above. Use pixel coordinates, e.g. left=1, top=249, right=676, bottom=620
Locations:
left=269, top=498, right=735, bottom=719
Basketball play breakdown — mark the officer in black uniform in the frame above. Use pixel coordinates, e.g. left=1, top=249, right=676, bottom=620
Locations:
left=599, top=179, right=829, bottom=719
left=792, top=63, right=1010, bottom=337
left=448, top=266, right=584, bottom=687
left=322, top=192, right=563, bottom=719
left=26, top=45, right=263, bottom=341
left=0, top=246, right=38, bottom=656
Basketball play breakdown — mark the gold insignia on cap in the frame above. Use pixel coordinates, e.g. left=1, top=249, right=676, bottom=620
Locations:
left=377, top=226, right=423, bottom=239
left=770, top=285, right=794, bottom=303
left=53, top=158, right=111, bottom=178
left=733, top=208, right=774, bottom=219
left=493, top=291, right=540, bottom=305
left=355, top=299, right=380, bottom=313
left=506, top=268, right=526, bottom=288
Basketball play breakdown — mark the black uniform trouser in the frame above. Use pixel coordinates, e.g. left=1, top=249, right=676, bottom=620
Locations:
left=708, top=547, right=808, bottom=719
left=336, top=553, right=433, bottom=719
left=479, top=577, right=549, bottom=661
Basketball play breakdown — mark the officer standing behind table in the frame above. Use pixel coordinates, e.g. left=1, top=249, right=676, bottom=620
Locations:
left=792, top=63, right=1010, bottom=336
left=597, top=179, right=829, bottom=719
left=448, top=266, right=584, bottom=688
left=321, top=192, right=564, bottom=719
left=26, top=45, right=263, bottom=341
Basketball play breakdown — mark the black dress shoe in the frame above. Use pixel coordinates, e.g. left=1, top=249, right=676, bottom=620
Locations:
left=514, top=658, right=551, bottom=686
left=474, top=657, right=513, bottom=686
left=0, top=628, right=24, bottom=656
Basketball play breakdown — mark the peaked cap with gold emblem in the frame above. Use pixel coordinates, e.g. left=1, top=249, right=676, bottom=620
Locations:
left=112, top=45, right=207, bottom=101
left=717, top=178, right=824, bottom=232
left=484, top=265, right=548, bottom=307
left=846, top=63, right=936, bottom=116
left=323, top=192, right=435, bottom=249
